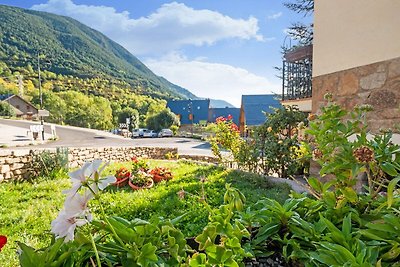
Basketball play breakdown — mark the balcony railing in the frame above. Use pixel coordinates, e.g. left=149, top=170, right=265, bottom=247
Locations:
left=282, top=45, right=313, bottom=101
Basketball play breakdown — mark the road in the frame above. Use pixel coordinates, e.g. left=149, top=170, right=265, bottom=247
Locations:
left=0, top=119, right=213, bottom=156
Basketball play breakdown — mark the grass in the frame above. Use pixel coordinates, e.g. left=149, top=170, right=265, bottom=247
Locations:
left=0, top=159, right=291, bottom=266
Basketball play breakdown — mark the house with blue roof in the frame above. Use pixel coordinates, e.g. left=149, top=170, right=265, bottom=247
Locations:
left=208, top=107, right=240, bottom=126
left=239, top=94, right=281, bottom=134
left=167, top=99, right=210, bottom=125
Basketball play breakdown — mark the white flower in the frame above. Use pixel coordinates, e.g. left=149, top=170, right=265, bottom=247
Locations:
left=97, top=175, right=117, bottom=190
left=63, top=160, right=116, bottom=197
left=63, top=162, right=92, bottom=196
left=51, top=210, right=89, bottom=242
left=90, top=160, right=116, bottom=190
left=64, top=190, right=93, bottom=217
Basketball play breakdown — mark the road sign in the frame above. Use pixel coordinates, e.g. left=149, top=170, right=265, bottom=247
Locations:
left=30, top=125, right=43, bottom=133
left=119, top=123, right=128, bottom=129
left=38, top=109, right=50, bottom=117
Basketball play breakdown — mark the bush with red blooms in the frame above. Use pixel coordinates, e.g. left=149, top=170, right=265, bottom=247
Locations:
left=209, top=115, right=243, bottom=161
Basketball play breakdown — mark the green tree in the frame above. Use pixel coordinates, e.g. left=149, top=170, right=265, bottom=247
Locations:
left=284, top=0, right=314, bottom=44
left=145, top=109, right=180, bottom=131
left=32, top=91, right=67, bottom=124
left=0, top=101, right=15, bottom=117
left=118, top=107, right=139, bottom=130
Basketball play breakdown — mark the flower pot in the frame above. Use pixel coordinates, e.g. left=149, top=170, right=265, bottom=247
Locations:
left=128, top=178, right=154, bottom=190
left=112, top=177, right=129, bottom=187
left=152, top=174, right=164, bottom=183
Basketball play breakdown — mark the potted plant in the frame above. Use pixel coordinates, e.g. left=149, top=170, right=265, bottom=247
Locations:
left=131, top=157, right=150, bottom=173
left=129, top=170, right=154, bottom=190
left=150, top=167, right=173, bottom=183
left=113, top=167, right=130, bottom=187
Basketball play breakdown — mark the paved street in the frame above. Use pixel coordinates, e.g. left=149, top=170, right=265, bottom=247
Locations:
left=0, top=119, right=213, bottom=156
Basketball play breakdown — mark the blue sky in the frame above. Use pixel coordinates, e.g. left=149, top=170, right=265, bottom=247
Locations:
left=1, top=0, right=312, bottom=107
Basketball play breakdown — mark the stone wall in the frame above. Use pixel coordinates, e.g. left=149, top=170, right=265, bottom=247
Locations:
left=312, top=56, right=400, bottom=132
left=0, top=150, right=32, bottom=182
left=67, top=147, right=177, bottom=168
left=0, top=147, right=177, bottom=182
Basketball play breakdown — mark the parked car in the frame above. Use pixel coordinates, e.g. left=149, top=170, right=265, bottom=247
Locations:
left=132, top=128, right=147, bottom=138
left=158, top=128, right=173, bottom=137
left=143, top=130, right=158, bottom=138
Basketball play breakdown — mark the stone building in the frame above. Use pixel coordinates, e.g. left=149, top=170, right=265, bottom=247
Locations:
left=312, top=0, right=400, bottom=132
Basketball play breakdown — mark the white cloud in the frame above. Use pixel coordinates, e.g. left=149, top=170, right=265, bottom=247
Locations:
left=32, top=0, right=264, bottom=55
left=145, top=52, right=280, bottom=107
left=268, top=12, right=282, bottom=20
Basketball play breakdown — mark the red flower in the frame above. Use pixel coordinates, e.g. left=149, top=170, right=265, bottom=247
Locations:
left=216, top=116, right=228, bottom=123
left=115, top=167, right=131, bottom=180
left=230, top=123, right=239, bottom=132
left=0, top=235, right=7, bottom=251
left=227, top=114, right=233, bottom=120
left=131, top=157, right=138, bottom=163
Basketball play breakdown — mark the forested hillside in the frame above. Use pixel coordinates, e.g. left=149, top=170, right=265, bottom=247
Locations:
left=0, top=5, right=197, bottom=129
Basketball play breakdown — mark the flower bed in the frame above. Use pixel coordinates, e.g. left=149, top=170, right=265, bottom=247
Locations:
left=113, top=158, right=174, bottom=190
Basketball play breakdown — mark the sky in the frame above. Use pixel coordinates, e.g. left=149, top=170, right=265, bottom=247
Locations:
left=0, top=0, right=312, bottom=107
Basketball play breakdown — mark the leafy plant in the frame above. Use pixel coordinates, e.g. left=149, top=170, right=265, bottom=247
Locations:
left=190, top=184, right=252, bottom=266
left=208, top=115, right=242, bottom=163
left=29, top=147, right=68, bottom=179
left=258, top=105, right=306, bottom=177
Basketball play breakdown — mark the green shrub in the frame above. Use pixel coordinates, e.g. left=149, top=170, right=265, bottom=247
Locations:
left=0, top=101, right=15, bottom=117
left=29, top=148, right=68, bottom=179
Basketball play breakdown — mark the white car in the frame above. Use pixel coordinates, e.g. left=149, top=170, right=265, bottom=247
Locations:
left=143, top=130, right=158, bottom=138
left=158, top=129, right=173, bottom=137
left=132, top=128, right=147, bottom=138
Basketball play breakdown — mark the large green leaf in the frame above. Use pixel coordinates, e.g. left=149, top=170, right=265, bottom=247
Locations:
left=17, top=242, right=44, bottom=267
left=387, top=177, right=400, bottom=208
left=137, top=243, right=158, bottom=267
left=381, top=163, right=398, bottom=177
left=252, top=223, right=280, bottom=246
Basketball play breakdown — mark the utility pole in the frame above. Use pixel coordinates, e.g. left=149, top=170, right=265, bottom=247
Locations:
left=17, top=75, right=23, bottom=96
left=37, top=53, right=44, bottom=141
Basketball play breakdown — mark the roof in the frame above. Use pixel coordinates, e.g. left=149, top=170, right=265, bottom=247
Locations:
left=0, top=94, right=14, bottom=101
left=208, top=107, right=240, bottom=125
left=167, top=99, right=210, bottom=124
left=241, top=94, right=281, bottom=126
left=0, top=94, right=38, bottom=112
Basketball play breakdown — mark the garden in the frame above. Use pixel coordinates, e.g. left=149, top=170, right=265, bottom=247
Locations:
left=0, top=158, right=290, bottom=267
left=0, top=96, right=400, bottom=266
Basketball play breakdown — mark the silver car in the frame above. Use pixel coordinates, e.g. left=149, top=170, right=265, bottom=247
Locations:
left=158, top=129, right=173, bottom=137
left=132, top=128, right=147, bottom=138
left=143, top=130, right=158, bottom=138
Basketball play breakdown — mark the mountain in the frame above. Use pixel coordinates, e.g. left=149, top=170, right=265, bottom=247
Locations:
left=209, top=99, right=236, bottom=108
left=0, top=4, right=195, bottom=100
